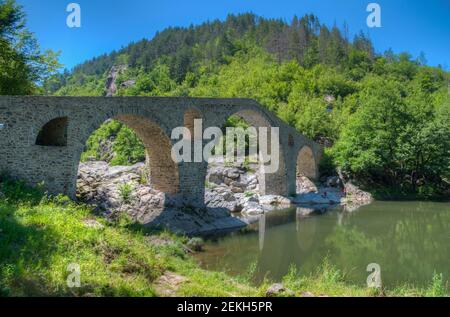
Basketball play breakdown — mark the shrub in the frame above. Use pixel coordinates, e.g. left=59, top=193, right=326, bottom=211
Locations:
left=118, top=183, right=134, bottom=204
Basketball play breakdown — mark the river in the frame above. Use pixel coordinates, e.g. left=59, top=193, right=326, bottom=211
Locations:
left=196, top=201, right=450, bottom=290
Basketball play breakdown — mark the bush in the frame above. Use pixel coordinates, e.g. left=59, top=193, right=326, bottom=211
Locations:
left=118, top=183, right=134, bottom=204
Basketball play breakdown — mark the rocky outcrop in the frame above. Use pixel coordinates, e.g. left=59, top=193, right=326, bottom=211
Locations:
left=265, top=283, right=295, bottom=297
left=77, top=161, right=246, bottom=236
left=77, top=160, right=373, bottom=235
left=292, top=174, right=372, bottom=208
left=205, top=162, right=293, bottom=216
left=341, top=181, right=373, bottom=211
left=105, top=65, right=127, bottom=97
left=105, top=65, right=136, bottom=97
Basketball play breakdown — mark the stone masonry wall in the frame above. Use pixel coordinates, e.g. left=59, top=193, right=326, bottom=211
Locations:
left=0, top=96, right=322, bottom=205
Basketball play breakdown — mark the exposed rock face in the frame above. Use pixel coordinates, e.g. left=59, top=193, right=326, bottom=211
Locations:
left=293, top=174, right=372, bottom=208
left=341, top=181, right=373, bottom=211
left=120, top=79, right=136, bottom=89
left=77, top=161, right=246, bottom=236
left=205, top=162, right=292, bottom=216
left=105, top=65, right=127, bottom=97
left=77, top=160, right=373, bottom=235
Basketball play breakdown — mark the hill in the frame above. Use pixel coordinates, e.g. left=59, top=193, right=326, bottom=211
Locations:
left=46, top=13, right=450, bottom=198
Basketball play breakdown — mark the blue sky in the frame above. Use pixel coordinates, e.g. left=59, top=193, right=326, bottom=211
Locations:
left=17, top=0, right=450, bottom=70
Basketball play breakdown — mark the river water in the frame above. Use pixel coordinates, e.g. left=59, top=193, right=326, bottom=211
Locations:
left=196, top=201, right=450, bottom=290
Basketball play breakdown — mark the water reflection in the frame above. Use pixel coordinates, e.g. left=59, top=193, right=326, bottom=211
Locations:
left=259, top=214, right=265, bottom=251
left=197, top=201, right=450, bottom=289
left=296, top=208, right=317, bottom=252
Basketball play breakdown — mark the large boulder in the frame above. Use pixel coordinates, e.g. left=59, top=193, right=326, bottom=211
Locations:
left=205, top=189, right=241, bottom=213
left=241, top=201, right=264, bottom=216
left=258, top=195, right=292, bottom=207
left=297, top=176, right=318, bottom=194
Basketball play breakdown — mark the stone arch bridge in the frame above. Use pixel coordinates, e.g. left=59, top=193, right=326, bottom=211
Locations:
left=0, top=97, right=322, bottom=205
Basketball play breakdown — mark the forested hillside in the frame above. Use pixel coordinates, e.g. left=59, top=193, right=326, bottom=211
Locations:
left=46, top=13, right=450, bottom=198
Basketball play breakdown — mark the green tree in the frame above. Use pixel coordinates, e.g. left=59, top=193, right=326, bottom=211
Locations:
left=332, top=77, right=409, bottom=183
left=0, top=0, right=60, bottom=95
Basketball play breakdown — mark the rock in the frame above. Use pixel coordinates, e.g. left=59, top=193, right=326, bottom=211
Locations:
left=83, top=219, right=104, bottom=229
left=146, top=236, right=178, bottom=247
left=326, top=176, right=341, bottom=188
left=77, top=159, right=374, bottom=236
left=259, top=195, right=292, bottom=207
left=324, top=94, right=335, bottom=104
left=207, top=166, right=241, bottom=185
left=241, top=202, right=264, bottom=216
left=300, top=291, right=315, bottom=297
left=120, top=79, right=136, bottom=88
left=297, top=176, right=318, bottom=194
left=205, top=189, right=240, bottom=213
left=291, top=187, right=344, bottom=205
left=230, top=186, right=244, bottom=193
left=344, top=182, right=373, bottom=204
left=265, top=283, right=294, bottom=297
left=153, top=272, right=187, bottom=297
left=105, top=65, right=127, bottom=97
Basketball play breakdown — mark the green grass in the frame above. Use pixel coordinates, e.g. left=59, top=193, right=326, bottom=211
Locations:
left=281, top=259, right=448, bottom=297
left=0, top=178, right=257, bottom=297
left=0, top=178, right=447, bottom=297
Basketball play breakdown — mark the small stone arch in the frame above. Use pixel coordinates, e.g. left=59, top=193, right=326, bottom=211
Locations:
left=296, top=146, right=317, bottom=180
left=214, top=108, right=288, bottom=196
left=77, top=112, right=179, bottom=195
left=35, top=117, right=68, bottom=146
left=116, top=114, right=179, bottom=194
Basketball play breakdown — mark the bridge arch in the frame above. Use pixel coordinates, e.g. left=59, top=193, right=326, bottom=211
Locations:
left=206, top=107, right=288, bottom=197
left=296, top=145, right=317, bottom=181
left=0, top=96, right=322, bottom=204
left=35, top=116, right=68, bottom=147
left=75, top=109, right=179, bottom=195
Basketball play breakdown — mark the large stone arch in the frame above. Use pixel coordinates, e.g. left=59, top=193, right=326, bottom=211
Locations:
left=204, top=106, right=289, bottom=197
left=71, top=108, right=179, bottom=198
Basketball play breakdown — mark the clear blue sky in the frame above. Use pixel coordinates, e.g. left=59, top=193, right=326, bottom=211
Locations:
left=17, top=0, right=450, bottom=70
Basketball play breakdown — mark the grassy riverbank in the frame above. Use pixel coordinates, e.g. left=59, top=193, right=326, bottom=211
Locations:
left=0, top=179, right=447, bottom=297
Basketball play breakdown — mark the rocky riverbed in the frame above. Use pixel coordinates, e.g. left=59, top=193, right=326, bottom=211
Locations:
left=77, top=160, right=372, bottom=235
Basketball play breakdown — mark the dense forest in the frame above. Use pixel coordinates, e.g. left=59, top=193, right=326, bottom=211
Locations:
left=1, top=0, right=449, bottom=198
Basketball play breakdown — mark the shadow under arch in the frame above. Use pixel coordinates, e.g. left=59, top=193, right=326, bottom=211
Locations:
left=296, top=145, right=317, bottom=183
left=35, top=116, right=68, bottom=147
left=75, top=112, right=179, bottom=196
